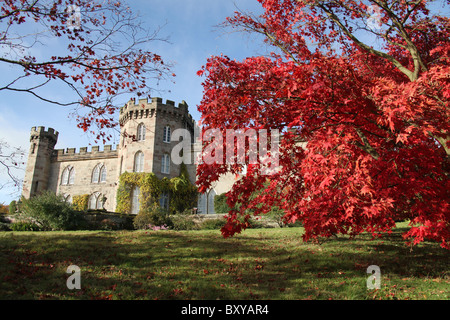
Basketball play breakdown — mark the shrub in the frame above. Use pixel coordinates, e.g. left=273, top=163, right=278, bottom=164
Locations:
left=199, top=218, right=226, bottom=230
left=21, top=191, right=85, bottom=230
left=133, top=203, right=173, bottom=230
left=247, top=217, right=264, bottom=229
left=0, top=203, right=8, bottom=214
left=171, top=215, right=198, bottom=231
left=266, top=206, right=288, bottom=227
left=0, top=222, right=11, bottom=231
left=10, top=221, right=42, bottom=231
left=214, top=193, right=232, bottom=214
left=99, top=219, right=119, bottom=231
left=9, top=200, right=17, bottom=215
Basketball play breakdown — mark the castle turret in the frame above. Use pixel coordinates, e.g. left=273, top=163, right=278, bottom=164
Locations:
left=117, top=97, right=195, bottom=182
left=22, top=126, right=58, bottom=198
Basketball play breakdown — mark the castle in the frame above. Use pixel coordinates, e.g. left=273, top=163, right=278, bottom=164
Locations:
left=21, top=97, right=235, bottom=214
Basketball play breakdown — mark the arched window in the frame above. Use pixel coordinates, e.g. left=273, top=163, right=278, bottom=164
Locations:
left=198, top=189, right=216, bottom=214
left=92, top=164, right=107, bottom=183
left=100, top=165, right=107, bottom=182
left=137, top=123, right=146, bottom=141
left=61, top=166, right=75, bottom=185
left=92, top=165, right=99, bottom=183
left=163, top=126, right=171, bottom=143
left=89, top=192, right=104, bottom=210
left=131, top=186, right=140, bottom=215
left=134, top=151, right=144, bottom=172
left=161, top=154, right=170, bottom=174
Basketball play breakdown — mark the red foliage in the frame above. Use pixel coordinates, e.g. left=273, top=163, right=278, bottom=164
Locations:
left=1, top=0, right=171, bottom=143
left=196, top=0, right=450, bottom=248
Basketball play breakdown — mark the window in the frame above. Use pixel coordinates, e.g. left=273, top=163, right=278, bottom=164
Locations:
left=89, top=192, right=104, bottom=210
left=161, top=154, right=170, bottom=174
left=159, top=191, right=169, bottom=210
left=163, top=126, right=171, bottom=143
left=91, top=164, right=107, bottom=183
left=92, top=165, right=99, bottom=183
left=61, top=166, right=75, bottom=185
left=198, top=189, right=216, bottom=214
left=134, top=151, right=144, bottom=172
left=131, top=186, right=140, bottom=215
left=100, top=166, right=107, bottom=182
left=137, top=123, right=146, bottom=141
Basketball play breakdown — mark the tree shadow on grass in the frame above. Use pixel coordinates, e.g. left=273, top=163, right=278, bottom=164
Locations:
left=0, top=228, right=448, bottom=300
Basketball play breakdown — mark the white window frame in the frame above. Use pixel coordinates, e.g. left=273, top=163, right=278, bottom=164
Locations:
left=91, top=165, right=100, bottom=183
left=163, top=126, right=171, bottom=143
left=89, top=192, right=103, bottom=210
left=137, top=123, right=146, bottom=141
left=161, top=154, right=170, bottom=174
left=134, top=151, right=144, bottom=173
left=61, top=166, right=75, bottom=185
left=92, top=164, right=107, bottom=183
left=100, top=165, right=107, bottom=182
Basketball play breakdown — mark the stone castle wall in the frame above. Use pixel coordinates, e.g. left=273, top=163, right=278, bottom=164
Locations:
left=22, top=126, right=59, bottom=198
left=48, top=145, right=119, bottom=212
left=22, top=97, right=203, bottom=213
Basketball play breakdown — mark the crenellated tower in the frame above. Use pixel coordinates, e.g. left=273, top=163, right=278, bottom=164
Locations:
left=22, top=126, right=59, bottom=198
left=117, top=97, right=195, bottom=182
left=20, top=97, right=203, bottom=213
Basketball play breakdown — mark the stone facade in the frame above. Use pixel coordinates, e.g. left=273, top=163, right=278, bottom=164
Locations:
left=22, top=97, right=234, bottom=214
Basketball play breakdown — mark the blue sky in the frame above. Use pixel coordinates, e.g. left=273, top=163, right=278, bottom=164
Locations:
left=0, top=0, right=266, bottom=203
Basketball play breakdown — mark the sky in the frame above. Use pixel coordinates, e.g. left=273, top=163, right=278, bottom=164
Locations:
left=0, top=0, right=267, bottom=204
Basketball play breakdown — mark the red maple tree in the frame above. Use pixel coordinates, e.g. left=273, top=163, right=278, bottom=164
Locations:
left=0, top=0, right=171, bottom=143
left=197, top=0, right=449, bottom=248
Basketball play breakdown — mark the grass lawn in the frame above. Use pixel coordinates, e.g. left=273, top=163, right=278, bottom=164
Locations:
left=0, top=222, right=448, bottom=300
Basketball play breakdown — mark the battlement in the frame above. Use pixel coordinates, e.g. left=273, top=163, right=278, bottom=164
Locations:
left=30, top=126, right=59, bottom=142
left=119, top=97, right=194, bottom=126
left=52, top=144, right=119, bottom=162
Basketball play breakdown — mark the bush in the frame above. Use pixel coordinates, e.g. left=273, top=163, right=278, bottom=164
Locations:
left=133, top=203, right=173, bottom=230
left=21, top=191, right=85, bottom=231
left=214, top=193, right=232, bottom=214
left=199, top=218, right=226, bottom=230
left=99, top=218, right=119, bottom=231
left=10, top=221, right=42, bottom=231
left=0, top=203, right=8, bottom=214
left=0, top=222, right=11, bottom=231
left=9, top=200, right=17, bottom=215
left=171, top=215, right=198, bottom=231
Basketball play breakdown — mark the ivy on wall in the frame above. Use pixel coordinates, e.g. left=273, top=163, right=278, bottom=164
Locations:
left=72, top=194, right=90, bottom=212
left=116, top=164, right=198, bottom=214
